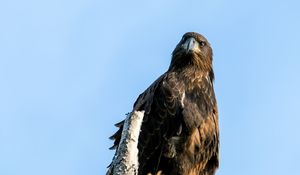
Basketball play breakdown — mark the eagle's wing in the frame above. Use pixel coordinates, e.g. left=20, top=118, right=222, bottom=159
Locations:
left=109, top=72, right=184, bottom=174
left=108, top=74, right=165, bottom=151
left=135, top=72, right=184, bottom=174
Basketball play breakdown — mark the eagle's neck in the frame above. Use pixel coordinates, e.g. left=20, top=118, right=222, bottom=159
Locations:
left=171, top=65, right=214, bottom=85
left=168, top=53, right=213, bottom=78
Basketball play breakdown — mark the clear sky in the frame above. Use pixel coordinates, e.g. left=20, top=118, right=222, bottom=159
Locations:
left=1, top=0, right=300, bottom=175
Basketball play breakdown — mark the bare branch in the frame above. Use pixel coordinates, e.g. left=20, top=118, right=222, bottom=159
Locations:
left=107, top=110, right=145, bottom=175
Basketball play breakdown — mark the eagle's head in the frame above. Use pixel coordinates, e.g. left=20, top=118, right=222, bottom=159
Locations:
left=169, top=32, right=213, bottom=72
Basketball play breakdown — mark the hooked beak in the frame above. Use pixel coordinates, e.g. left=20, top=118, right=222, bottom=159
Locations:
left=182, top=37, right=200, bottom=53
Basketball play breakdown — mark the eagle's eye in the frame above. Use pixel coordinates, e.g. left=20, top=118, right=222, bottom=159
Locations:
left=199, top=41, right=206, bottom=47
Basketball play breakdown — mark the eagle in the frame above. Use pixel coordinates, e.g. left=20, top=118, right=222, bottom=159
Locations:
left=108, top=32, right=219, bottom=175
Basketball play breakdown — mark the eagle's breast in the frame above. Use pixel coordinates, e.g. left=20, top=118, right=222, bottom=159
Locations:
left=171, top=71, right=219, bottom=175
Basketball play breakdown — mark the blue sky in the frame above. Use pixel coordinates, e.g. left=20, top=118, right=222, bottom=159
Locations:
left=1, top=0, right=300, bottom=175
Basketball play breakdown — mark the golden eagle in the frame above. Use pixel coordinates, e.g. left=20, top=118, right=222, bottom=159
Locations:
left=109, top=32, right=219, bottom=175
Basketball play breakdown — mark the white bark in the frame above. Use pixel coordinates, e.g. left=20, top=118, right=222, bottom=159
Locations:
left=107, top=110, right=145, bottom=175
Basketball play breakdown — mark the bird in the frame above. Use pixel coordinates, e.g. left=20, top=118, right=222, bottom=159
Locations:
left=108, top=32, right=219, bottom=175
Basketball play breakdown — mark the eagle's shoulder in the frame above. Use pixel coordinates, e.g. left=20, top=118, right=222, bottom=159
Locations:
left=107, top=72, right=175, bottom=151
left=133, top=71, right=182, bottom=113
left=133, top=73, right=166, bottom=112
